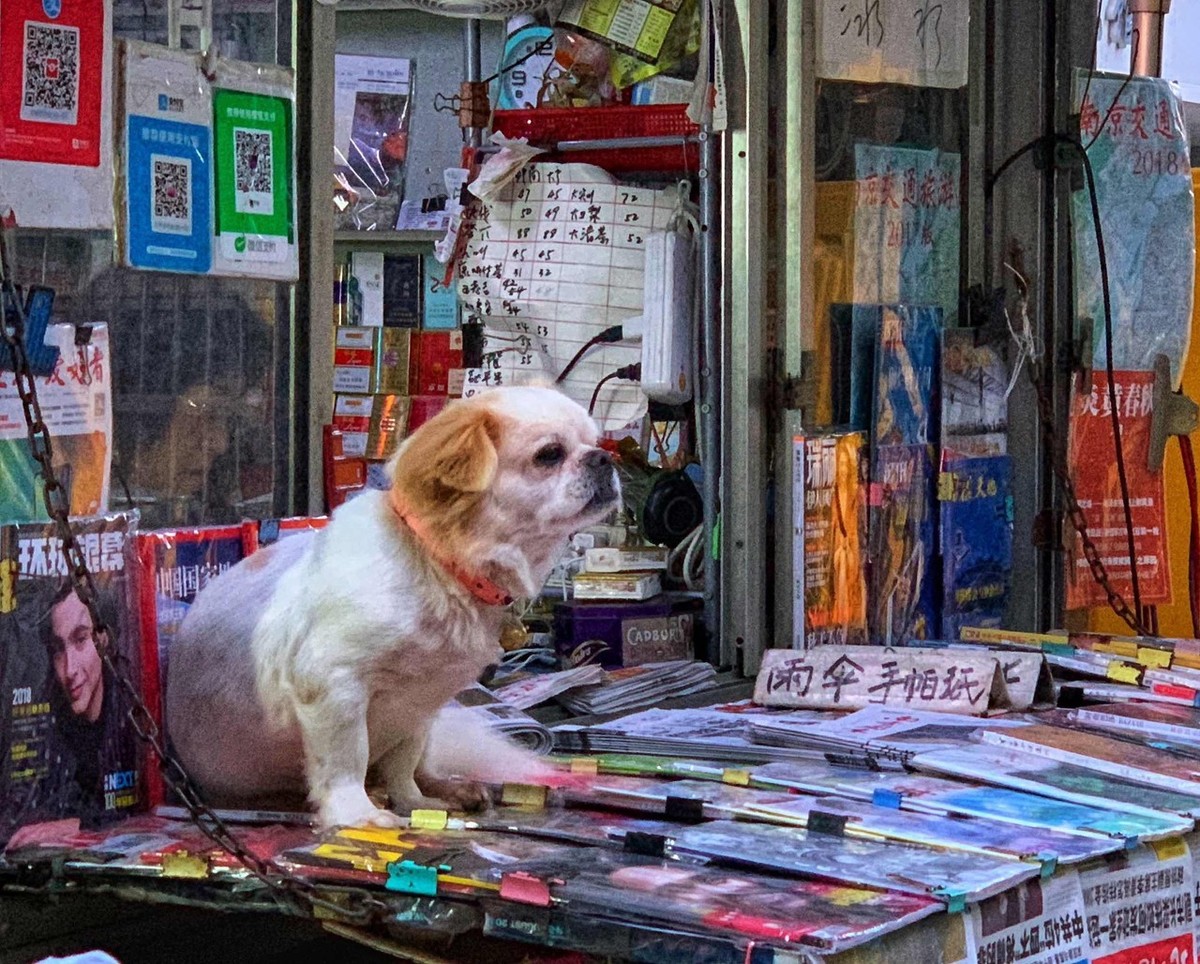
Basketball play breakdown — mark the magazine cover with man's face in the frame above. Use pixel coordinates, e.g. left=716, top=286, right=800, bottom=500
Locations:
left=0, top=511, right=144, bottom=843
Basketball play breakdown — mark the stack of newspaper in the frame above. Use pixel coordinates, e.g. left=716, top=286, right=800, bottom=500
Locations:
left=555, top=660, right=719, bottom=716
left=453, top=684, right=553, bottom=754
left=552, top=706, right=832, bottom=763
left=748, top=706, right=1029, bottom=765
left=492, top=665, right=607, bottom=710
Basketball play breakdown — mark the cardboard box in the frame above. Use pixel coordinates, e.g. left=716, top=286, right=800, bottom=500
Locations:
left=333, top=327, right=376, bottom=394
left=332, top=394, right=373, bottom=457
left=409, top=331, right=463, bottom=396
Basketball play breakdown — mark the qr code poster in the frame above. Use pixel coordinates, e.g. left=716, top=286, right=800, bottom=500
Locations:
left=125, top=118, right=212, bottom=273
left=149, top=154, right=192, bottom=235
left=232, top=127, right=273, bottom=216
left=120, top=41, right=212, bottom=273
left=212, top=87, right=295, bottom=278
left=0, top=0, right=105, bottom=166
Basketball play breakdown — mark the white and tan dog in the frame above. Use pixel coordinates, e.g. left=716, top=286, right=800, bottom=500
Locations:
left=165, top=386, right=619, bottom=829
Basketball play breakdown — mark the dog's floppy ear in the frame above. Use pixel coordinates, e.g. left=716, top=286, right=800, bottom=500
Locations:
left=393, top=402, right=499, bottom=504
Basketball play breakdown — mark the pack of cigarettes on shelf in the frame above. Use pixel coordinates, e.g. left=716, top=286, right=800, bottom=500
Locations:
left=584, top=546, right=669, bottom=573
left=572, top=571, right=662, bottom=602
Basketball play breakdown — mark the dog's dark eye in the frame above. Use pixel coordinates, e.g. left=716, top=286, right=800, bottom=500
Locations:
left=534, top=443, right=565, bottom=467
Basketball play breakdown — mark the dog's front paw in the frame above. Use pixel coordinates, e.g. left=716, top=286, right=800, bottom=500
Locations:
left=416, top=775, right=492, bottom=813
left=318, top=786, right=405, bottom=830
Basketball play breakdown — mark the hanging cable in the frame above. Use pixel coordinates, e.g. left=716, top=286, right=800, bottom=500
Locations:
left=987, top=129, right=1147, bottom=634
left=1178, top=433, right=1200, bottom=637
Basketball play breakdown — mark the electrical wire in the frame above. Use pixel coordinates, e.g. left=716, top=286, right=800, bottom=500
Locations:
left=557, top=325, right=624, bottom=384
left=1076, top=135, right=1144, bottom=618
left=589, top=363, right=641, bottom=416
left=1178, top=433, right=1200, bottom=637
left=987, top=130, right=1145, bottom=629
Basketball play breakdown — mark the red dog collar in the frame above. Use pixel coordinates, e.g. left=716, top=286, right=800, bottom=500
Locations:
left=390, top=500, right=514, bottom=607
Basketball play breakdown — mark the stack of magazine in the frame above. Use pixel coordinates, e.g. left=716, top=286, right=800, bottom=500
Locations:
left=553, top=706, right=830, bottom=763
left=453, top=684, right=552, bottom=754
left=555, top=660, right=719, bottom=716
left=747, top=705, right=1029, bottom=766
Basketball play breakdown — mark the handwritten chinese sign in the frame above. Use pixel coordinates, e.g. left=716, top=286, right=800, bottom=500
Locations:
left=1066, top=370, right=1171, bottom=610
left=1073, top=74, right=1195, bottom=384
left=817, top=0, right=969, bottom=89
left=754, top=646, right=1011, bottom=715
left=854, top=146, right=961, bottom=329
left=458, top=163, right=676, bottom=428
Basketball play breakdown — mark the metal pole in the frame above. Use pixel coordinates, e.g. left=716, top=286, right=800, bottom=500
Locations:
left=464, top=19, right=484, bottom=149
left=699, top=124, right=720, bottom=665
left=1130, top=0, right=1170, bottom=77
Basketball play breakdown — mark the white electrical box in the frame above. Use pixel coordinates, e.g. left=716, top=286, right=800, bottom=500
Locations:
left=640, top=229, right=695, bottom=405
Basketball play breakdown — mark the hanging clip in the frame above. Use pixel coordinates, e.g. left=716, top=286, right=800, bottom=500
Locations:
left=499, top=870, right=559, bottom=907
left=434, top=91, right=462, bottom=115
left=1148, top=353, right=1199, bottom=473
left=385, top=857, right=449, bottom=896
left=458, top=82, right=491, bottom=131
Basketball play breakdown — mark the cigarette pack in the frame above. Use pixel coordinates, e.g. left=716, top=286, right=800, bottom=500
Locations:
left=572, top=571, right=662, bottom=602
left=373, top=327, right=411, bottom=395
left=333, top=327, right=376, bottom=394
left=409, top=331, right=463, bottom=395
left=382, top=254, right=421, bottom=328
left=584, top=547, right=669, bottom=573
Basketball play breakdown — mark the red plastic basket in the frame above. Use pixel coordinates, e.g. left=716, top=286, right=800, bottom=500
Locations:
left=492, top=104, right=700, bottom=175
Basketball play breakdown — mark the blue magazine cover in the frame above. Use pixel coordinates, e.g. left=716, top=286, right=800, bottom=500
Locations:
left=830, top=304, right=884, bottom=432
left=868, top=443, right=937, bottom=644
left=939, top=454, right=1013, bottom=641
left=873, top=305, right=942, bottom=446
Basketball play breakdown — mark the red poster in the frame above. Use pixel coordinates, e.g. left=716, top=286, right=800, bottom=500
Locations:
left=1067, top=370, right=1172, bottom=609
left=0, top=0, right=104, bottom=166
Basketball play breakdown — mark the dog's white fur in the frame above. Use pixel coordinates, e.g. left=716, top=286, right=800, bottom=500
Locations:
left=165, top=386, right=619, bottom=829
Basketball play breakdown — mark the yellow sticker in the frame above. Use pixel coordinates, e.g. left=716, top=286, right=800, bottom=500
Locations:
left=570, top=758, right=599, bottom=775
left=1137, top=647, right=1173, bottom=669
left=1150, top=837, right=1189, bottom=861
left=722, top=769, right=751, bottom=787
left=1106, top=661, right=1142, bottom=684
left=410, top=809, right=448, bottom=831
left=501, top=783, right=548, bottom=808
left=161, top=852, right=209, bottom=879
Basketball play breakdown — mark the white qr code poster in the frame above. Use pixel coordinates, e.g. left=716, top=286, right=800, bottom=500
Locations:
left=20, top=20, right=80, bottom=125
left=0, top=0, right=113, bottom=228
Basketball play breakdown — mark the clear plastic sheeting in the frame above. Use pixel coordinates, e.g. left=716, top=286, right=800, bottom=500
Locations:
left=333, top=54, right=412, bottom=232
left=1072, top=72, right=1196, bottom=387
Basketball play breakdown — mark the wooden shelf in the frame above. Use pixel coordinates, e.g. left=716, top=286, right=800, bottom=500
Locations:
left=333, top=229, right=442, bottom=248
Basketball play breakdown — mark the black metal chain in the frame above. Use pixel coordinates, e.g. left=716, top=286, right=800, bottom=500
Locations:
left=0, top=225, right=391, bottom=925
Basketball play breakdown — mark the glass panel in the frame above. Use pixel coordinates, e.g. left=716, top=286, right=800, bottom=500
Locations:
left=2, top=1, right=292, bottom=529
left=12, top=232, right=283, bottom=529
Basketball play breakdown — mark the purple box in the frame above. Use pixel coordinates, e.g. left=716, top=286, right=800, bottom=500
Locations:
left=552, top=594, right=702, bottom=668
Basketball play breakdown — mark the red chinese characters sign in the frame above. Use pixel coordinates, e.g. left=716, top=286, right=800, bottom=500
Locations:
left=0, top=0, right=104, bottom=166
left=1066, top=370, right=1172, bottom=610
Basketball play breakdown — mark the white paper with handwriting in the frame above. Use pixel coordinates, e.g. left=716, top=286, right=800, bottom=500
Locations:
left=817, top=0, right=969, bottom=89
left=457, top=163, right=677, bottom=429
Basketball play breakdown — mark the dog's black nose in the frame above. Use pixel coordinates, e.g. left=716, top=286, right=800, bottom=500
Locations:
left=583, top=448, right=613, bottom=472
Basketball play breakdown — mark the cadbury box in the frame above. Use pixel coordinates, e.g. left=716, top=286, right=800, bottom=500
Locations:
left=552, top=594, right=702, bottom=669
